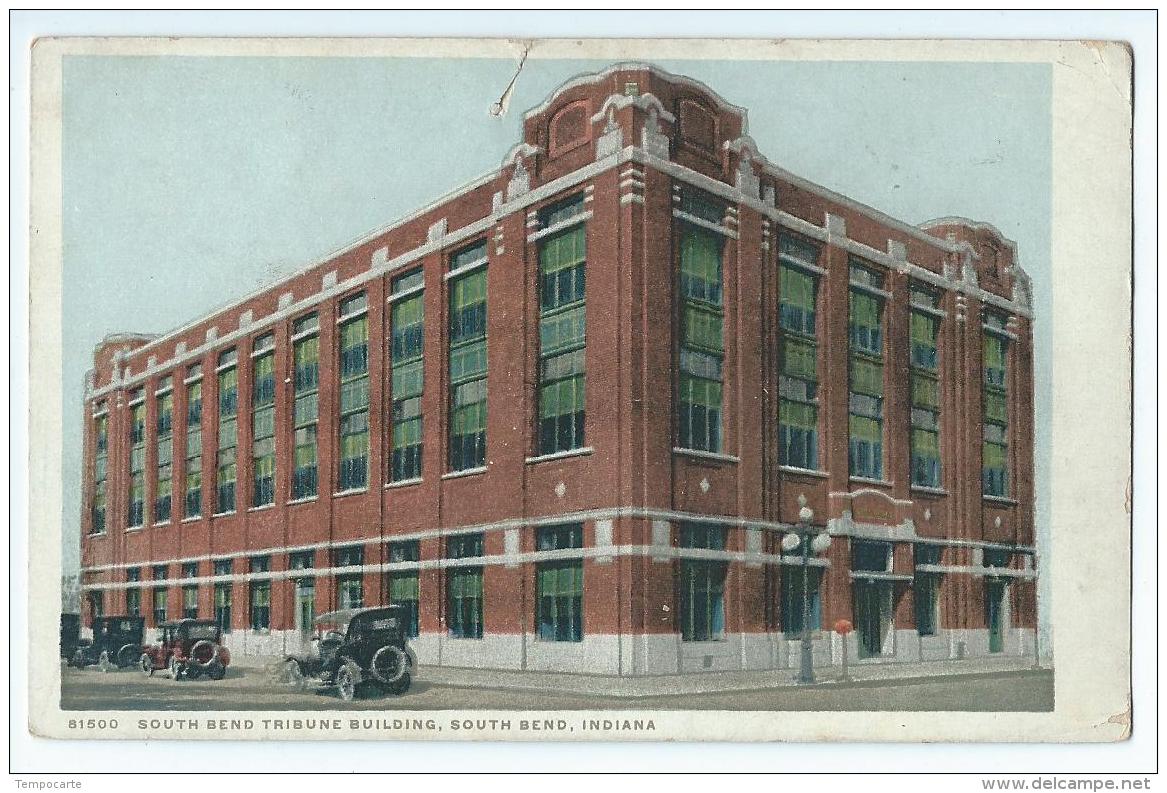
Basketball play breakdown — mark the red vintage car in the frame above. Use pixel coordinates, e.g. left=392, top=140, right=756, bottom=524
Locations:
left=139, top=619, right=230, bottom=681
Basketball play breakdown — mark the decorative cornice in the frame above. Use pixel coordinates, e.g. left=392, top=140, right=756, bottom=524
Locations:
left=590, top=92, right=675, bottom=126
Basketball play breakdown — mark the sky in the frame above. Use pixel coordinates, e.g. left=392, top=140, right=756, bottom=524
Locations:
left=61, top=55, right=1052, bottom=641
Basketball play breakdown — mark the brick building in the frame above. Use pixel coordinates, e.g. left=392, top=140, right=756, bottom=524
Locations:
left=77, top=63, right=1038, bottom=675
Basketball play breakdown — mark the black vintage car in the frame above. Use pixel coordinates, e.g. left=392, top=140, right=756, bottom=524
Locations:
left=69, top=615, right=146, bottom=671
left=274, top=606, right=415, bottom=701
left=60, top=613, right=81, bottom=663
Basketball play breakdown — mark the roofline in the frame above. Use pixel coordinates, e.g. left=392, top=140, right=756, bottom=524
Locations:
left=521, top=61, right=750, bottom=133
left=918, top=216, right=1019, bottom=253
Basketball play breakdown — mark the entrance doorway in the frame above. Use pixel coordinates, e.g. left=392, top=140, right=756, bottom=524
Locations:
left=853, top=578, right=892, bottom=659
left=985, top=580, right=1006, bottom=654
left=295, top=578, right=315, bottom=637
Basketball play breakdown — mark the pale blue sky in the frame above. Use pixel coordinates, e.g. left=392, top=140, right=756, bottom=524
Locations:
left=62, top=57, right=1052, bottom=626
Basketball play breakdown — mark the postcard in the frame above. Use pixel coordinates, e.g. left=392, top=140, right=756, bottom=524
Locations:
left=25, top=35, right=1133, bottom=743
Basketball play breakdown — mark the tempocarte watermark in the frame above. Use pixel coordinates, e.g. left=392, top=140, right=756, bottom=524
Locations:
left=12, top=782, right=82, bottom=790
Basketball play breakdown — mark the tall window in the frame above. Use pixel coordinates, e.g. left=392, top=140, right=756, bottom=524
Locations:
left=983, top=312, right=1010, bottom=496
left=291, top=314, right=320, bottom=500
left=677, top=205, right=725, bottom=453
left=212, top=558, right=232, bottom=633
left=152, top=589, right=167, bottom=626
left=91, top=410, right=108, bottom=533
left=678, top=523, right=727, bottom=641
left=778, top=237, right=821, bottom=470
left=154, top=378, right=174, bottom=523
left=127, top=392, right=146, bottom=527
left=914, top=543, right=942, bottom=636
left=334, top=546, right=365, bottom=610
left=125, top=567, right=141, bottom=616
left=781, top=562, right=822, bottom=636
left=215, top=350, right=238, bottom=513
left=249, top=333, right=276, bottom=507
left=447, top=533, right=484, bottom=638
left=536, top=524, right=583, bottom=642
left=387, top=540, right=420, bottom=638
left=249, top=556, right=270, bottom=630
left=910, top=285, right=943, bottom=487
left=537, top=196, right=587, bottom=455
left=338, top=293, right=370, bottom=491
left=290, top=550, right=315, bottom=635
left=182, top=585, right=198, bottom=619
left=184, top=367, right=203, bottom=518
left=848, top=261, right=886, bottom=479
left=390, top=271, right=424, bottom=481
left=448, top=242, right=488, bottom=471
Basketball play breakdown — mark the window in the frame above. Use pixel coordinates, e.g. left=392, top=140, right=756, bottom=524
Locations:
left=152, top=588, right=168, bottom=626
left=677, top=220, right=725, bottom=453
left=127, top=400, right=146, bottom=527
left=335, top=545, right=364, bottom=610
left=677, top=523, right=726, bottom=641
left=852, top=540, right=891, bottom=572
left=184, top=379, right=202, bottom=518
left=154, top=387, right=174, bottom=522
left=849, top=261, right=885, bottom=479
left=338, top=295, right=370, bottom=491
left=88, top=591, right=105, bottom=619
left=182, top=561, right=198, bottom=578
left=536, top=524, right=583, bottom=641
left=447, top=533, right=484, bottom=638
left=125, top=568, right=141, bottom=616
left=249, top=556, right=270, bottom=631
left=537, top=206, right=587, bottom=454
left=910, top=292, right=942, bottom=488
left=448, top=251, right=488, bottom=471
left=781, top=566, right=822, bottom=636
left=91, top=413, right=108, bottom=533
left=289, top=550, right=315, bottom=571
left=983, top=315, right=1010, bottom=497
left=778, top=237, right=821, bottom=470
left=387, top=541, right=420, bottom=638
left=216, top=350, right=238, bottom=513
left=182, top=585, right=198, bottom=619
left=914, top=544, right=942, bottom=636
left=983, top=548, right=1012, bottom=569
left=288, top=314, right=320, bottom=500
left=390, top=273, right=424, bottom=481
left=249, top=335, right=276, bottom=507
left=212, top=558, right=232, bottom=633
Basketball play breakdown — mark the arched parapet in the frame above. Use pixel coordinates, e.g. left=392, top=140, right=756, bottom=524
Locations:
left=919, top=216, right=1028, bottom=311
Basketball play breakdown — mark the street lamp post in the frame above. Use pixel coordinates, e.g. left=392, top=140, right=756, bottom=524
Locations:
left=782, top=494, right=832, bottom=685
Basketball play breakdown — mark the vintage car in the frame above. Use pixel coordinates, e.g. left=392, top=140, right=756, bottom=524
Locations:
left=139, top=619, right=231, bottom=681
left=69, top=615, right=145, bottom=671
left=60, top=613, right=81, bottom=664
left=273, top=606, right=414, bottom=700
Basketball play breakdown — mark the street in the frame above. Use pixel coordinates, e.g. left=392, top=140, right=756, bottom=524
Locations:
left=61, top=664, right=1054, bottom=712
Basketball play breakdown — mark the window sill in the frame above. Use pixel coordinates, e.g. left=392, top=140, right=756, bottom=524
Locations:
left=211, top=511, right=236, bottom=518
left=849, top=476, right=893, bottom=487
left=124, top=526, right=143, bottom=534
left=180, top=516, right=201, bottom=524
left=442, top=466, right=487, bottom=481
left=332, top=488, right=368, bottom=499
left=982, top=494, right=1019, bottom=506
left=911, top=485, right=949, bottom=496
left=287, top=496, right=318, bottom=506
left=247, top=504, right=276, bottom=513
left=87, top=532, right=108, bottom=539
left=526, top=447, right=593, bottom=464
left=384, top=477, right=423, bottom=490
left=779, top=465, right=828, bottom=478
left=672, top=447, right=740, bottom=464
left=151, top=522, right=171, bottom=529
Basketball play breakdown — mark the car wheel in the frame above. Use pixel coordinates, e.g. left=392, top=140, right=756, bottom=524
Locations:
left=386, top=672, right=411, bottom=695
left=116, top=645, right=138, bottom=669
left=169, top=655, right=183, bottom=681
left=139, top=653, right=154, bottom=677
left=208, top=662, right=226, bottom=681
left=335, top=662, right=358, bottom=702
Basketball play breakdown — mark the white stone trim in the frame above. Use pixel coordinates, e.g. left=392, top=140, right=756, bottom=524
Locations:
left=526, top=211, right=592, bottom=244
left=525, top=446, right=594, bottom=464
left=672, top=208, right=738, bottom=239
left=672, top=447, right=740, bottom=464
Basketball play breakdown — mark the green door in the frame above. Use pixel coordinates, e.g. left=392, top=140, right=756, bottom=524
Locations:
left=295, top=578, right=315, bottom=636
left=986, top=580, right=1005, bottom=654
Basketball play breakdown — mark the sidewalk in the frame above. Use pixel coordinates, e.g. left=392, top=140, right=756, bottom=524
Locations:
left=413, top=656, right=1047, bottom=698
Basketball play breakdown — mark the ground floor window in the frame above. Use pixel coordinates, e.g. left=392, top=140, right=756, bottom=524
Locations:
left=126, top=589, right=141, bottom=617
left=388, top=573, right=420, bottom=638
left=88, top=591, right=104, bottom=619
left=294, top=578, right=315, bottom=635
left=678, top=524, right=727, bottom=642
left=214, top=584, right=232, bottom=633
left=780, top=566, right=822, bottom=636
left=182, top=585, right=198, bottom=619
left=914, top=574, right=940, bottom=636
left=447, top=567, right=483, bottom=639
left=152, top=589, right=167, bottom=626
left=337, top=575, right=364, bottom=611
left=249, top=580, right=270, bottom=631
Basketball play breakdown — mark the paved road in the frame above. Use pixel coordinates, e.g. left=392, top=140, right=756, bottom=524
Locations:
left=61, top=664, right=1053, bottom=712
